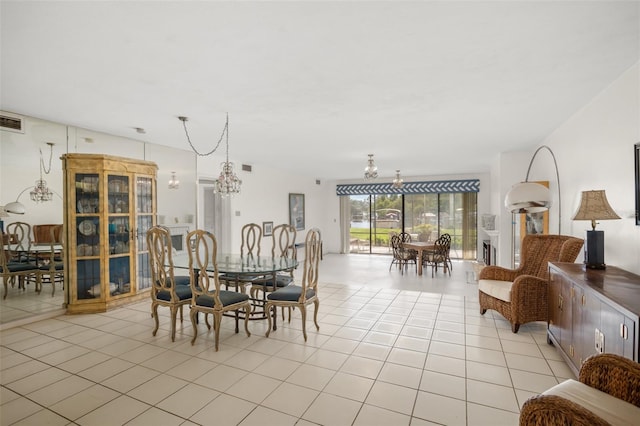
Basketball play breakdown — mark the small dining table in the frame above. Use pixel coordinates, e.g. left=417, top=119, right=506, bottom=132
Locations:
left=402, top=241, right=435, bottom=276
left=171, top=252, right=298, bottom=329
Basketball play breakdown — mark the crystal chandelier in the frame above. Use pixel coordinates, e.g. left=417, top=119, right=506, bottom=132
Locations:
left=364, top=154, right=378, bottom=180
left=179, top=113, right=242, bottom=196
left=392, top=170, right=404, bottom=189
left=30, top=142, right=54, bottom=202
left=168, top=171, right=179, bottom=189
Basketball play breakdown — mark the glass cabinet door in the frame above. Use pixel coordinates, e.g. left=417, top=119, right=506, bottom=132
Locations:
left=107, top=175, right=132, bottom=296
left=75, top=173, right=101, bottom=300
left=135, top=176, right=154, bottom=291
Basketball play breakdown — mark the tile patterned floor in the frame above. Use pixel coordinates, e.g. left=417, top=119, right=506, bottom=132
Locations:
left=0, top=254, right=575, bottom=425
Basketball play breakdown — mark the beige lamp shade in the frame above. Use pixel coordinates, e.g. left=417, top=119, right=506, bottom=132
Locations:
left=572, top=190, right=620, bottom=230
left=4, top=201, right=26, bottom=215
left=505, top=182, right=551, bottom=213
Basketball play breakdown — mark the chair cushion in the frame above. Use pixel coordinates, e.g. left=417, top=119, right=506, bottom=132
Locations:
left=174, top=275, right=191, bottom=286
left=195, top=291, right=249, bottom=307
left=256, top=275, right=293, bottom=289
left=542, top=379, right=640, bottom=425
left=267, top=285, right=315, bottom=302
left=479, top=279, right=512, bottom=302
left=156, top=285, right=192, bottom=301
left=2, top=262, right=37, bottom=273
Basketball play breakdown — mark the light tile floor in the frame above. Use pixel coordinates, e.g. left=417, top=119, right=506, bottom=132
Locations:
left=1, top=254, right=575, bottom=425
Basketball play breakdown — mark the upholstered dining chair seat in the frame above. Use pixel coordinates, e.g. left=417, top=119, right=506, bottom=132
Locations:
left=267, top=285, right=315, bottom=302
left=254, top=274, right=294, bottom=290
left=194, top=291, right=250, bottom=308
left=4, top=262, right=38, bottom=273
left=156, top=284, right=192, bottom=302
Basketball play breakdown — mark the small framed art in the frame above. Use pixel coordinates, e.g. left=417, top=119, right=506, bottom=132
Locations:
left=263, top=221, right=273, bottom=237
left=289, top=193, right=305, bottom=231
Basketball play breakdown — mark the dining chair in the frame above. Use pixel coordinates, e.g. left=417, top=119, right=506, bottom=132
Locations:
left=147, top=225, right=192, bottom=341
left=439, top=233, right=453, bottom=272
left=1, top=231, right=38, bottom=299
left=32, top=224, right=63, bottom=246
left=423, top=235, right=451, bottom=277
left=250, top=224, right=296, bottom=318
left=36, top=225, right=64, bottom=296
left=5, top=221, right=32, bottom=262
left=219, top=222, right=263, bottom=293
left=265, top=228, right=321, bottom=341
left=389, top=234, right=417, bottom=274
left=187, top=229, right=251, bottom=351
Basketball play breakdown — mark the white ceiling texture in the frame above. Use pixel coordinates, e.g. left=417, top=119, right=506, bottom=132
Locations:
left=1, top=1, right=638, bottom=180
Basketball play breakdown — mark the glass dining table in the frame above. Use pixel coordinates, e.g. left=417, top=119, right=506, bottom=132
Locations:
left=171, top=252, right=298, bottom=329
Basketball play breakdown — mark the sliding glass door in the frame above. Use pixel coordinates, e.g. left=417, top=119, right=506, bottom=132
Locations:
left=347, top=191, right=477, bottom=259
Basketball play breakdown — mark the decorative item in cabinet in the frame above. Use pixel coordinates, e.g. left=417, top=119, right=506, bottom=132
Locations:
left=63, top=153, right=157, bottom=314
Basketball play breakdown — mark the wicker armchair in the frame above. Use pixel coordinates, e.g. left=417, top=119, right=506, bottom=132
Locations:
left=478, top=234, right=583, bottom=332
left=520, top=353, right=640, bottom=425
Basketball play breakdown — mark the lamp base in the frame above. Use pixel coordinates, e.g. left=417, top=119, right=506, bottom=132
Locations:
left=584, top=230, right=606, bottom=270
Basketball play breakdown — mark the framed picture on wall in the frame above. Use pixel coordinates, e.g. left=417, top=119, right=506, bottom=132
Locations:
left=263, top=221, right=273, bottom=237
left=289, top=193, right=305, bottom=231
left=633, top=143, right=640, bottom=226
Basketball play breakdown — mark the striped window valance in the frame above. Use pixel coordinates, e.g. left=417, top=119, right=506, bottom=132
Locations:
left=336, top=179, right=480, bottom=195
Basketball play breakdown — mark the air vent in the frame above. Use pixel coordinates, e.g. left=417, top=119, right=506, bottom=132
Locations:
left=0, top=112, right=24, bottom=133
left=242, top=164, right=252, bottom=172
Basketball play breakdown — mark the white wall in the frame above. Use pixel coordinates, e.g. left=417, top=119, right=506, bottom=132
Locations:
left=1, top=113, right=197, bottom=232
left=196, top=154, right=338, bottom=254
left=490, top=62, right=640, bottom=274
left=545, top=62, right=640, bottom=274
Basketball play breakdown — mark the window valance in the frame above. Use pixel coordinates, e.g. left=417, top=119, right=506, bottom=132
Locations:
left=336, top=179, right=480, bottom=195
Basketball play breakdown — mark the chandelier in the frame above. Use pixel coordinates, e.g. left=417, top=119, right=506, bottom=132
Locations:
left=392, top=170, right=404, bottom=189
left=168, top=171, right=180, bottom=189
left=30, top=142, right=54, bottom=202
left=178, top=113, right=242, bottom=196
left=364, top=154, right=378, bottom=180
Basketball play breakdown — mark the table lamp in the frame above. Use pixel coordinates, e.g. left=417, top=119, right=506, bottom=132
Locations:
left=572, top=190, right=620, bottom=269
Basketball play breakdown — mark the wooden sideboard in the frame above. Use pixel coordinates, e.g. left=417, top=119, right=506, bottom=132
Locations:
left=548, top=262, right=640, bottom=377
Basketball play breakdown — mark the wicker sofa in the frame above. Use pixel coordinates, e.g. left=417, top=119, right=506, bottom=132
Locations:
left=478, top=234, right=583, bottom=333
left=520, top=353, right=640, bottom=425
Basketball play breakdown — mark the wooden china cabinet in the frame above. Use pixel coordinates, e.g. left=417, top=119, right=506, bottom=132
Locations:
left=62, top=154, right=157, bottom=313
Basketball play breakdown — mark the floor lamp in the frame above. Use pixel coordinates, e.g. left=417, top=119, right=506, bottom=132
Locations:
left=504, top=145, right=561, bottom=233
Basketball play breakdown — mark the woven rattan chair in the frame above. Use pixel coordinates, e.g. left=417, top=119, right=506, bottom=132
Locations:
left=423, top=234, right=452, bottom=277
left=265, top=228, right=321, bottom=342
left=479, top=234, right=583, bottom=333
left=187, top=229, right=251, bottom=351
left=147, top=226, right=192, bottom=341
left=520, top=353, right=640, bottom=425
left=389, top=234, right=417, bottom=274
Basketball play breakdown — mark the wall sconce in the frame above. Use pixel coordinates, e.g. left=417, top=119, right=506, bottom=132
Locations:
left=572, top=190, right=620, bottom=269
left=168, top=171, right=180, bottom=189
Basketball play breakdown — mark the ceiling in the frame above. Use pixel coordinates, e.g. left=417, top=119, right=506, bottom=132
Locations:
left=1, top=1, right=638, bottom=181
